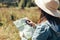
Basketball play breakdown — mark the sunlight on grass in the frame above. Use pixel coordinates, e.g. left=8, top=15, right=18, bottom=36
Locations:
left=0, top=7, right=40, bottom=40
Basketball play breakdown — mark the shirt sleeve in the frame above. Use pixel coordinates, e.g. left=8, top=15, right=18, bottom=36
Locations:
left=32, top=23, right=51, bottom=40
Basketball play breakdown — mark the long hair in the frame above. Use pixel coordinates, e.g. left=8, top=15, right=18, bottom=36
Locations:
left=37, top=8, right=48, bottom=24
left=38, top=8, right=60, bottom=25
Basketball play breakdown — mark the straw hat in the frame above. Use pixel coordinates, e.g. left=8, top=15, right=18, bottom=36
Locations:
left=35, top=0, right=60, bottom=17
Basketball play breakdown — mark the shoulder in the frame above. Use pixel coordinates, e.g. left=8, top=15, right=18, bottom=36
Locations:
left=36, top=21, right=51, bottom=30
left=34, top=21, right=52, bottom=34
left=32, top=21, right=52, bottom=40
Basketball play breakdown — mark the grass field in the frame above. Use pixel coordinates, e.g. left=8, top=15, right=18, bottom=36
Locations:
left=0, top=7, right=40, bottom=40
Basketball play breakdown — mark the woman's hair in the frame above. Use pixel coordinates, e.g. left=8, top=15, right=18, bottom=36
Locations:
left=37, top=8, right=48, bottom=23
left=38, top=8, right=60, bottom=25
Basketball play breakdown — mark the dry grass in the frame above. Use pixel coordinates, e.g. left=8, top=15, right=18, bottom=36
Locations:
left=0, top=7, right=40, bottom=40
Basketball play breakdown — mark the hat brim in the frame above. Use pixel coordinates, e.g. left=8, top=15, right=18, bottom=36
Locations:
left=35, top=0, right=60, bottom=17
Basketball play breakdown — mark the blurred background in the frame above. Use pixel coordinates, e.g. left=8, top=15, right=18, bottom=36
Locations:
left=0, top=0, right=60, bottom=40
left=0, top=0, right=59, bottom=9
left=0, top=0, right=36, bottom=8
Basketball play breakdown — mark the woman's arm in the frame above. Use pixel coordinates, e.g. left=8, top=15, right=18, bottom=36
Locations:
left=32, top=23, right=51, bottom=40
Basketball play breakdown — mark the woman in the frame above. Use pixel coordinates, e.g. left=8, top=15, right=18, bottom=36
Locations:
left=26, top=0, right=60, bottom=40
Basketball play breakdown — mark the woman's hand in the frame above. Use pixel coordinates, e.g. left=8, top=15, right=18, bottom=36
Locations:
left=25, top=18, right=36, bottom=27
left=26, top=20, right=36, bottom=27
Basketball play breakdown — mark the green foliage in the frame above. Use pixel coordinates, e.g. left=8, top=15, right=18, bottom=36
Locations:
left=0, top=0, right=36, bottom=8
left=18, top=0, right=36, bottom=9
left=0, top=23, right=3, bottom=26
